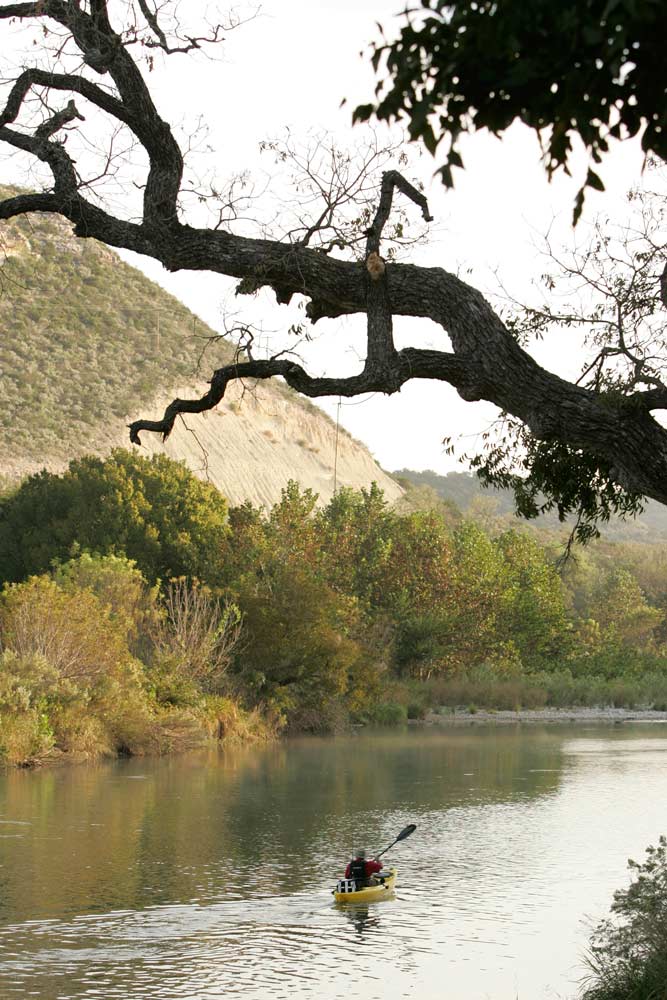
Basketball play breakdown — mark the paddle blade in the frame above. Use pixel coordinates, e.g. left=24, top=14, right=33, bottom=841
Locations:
left=395, top=823, right=416, bottom=842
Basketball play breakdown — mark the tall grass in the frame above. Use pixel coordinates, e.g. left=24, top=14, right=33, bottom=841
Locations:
left=372, top=665, right=667, bottom=722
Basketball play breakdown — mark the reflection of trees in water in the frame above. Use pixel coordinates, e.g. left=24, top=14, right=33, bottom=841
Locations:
left=0, top=728, right=566, bottom=921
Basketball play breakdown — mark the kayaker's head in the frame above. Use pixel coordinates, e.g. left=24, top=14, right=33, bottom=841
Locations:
left=354, top=848, right=366, bottom=859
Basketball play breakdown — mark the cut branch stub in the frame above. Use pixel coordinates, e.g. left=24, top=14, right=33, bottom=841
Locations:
left=35, top=99, right=85, bottom=141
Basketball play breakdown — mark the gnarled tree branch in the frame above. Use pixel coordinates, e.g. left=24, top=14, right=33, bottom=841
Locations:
left=128, top=348, right=471, bottom=444
left=3, top=1, right=667, bottom=514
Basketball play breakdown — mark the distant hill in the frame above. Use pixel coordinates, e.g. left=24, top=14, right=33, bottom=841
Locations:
left=0, top=187, right=402, bottom=508
left=394, top=468, right=667, bottom=544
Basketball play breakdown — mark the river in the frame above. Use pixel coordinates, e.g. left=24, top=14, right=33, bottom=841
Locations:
left=1, top=723, right=666, bottom=1000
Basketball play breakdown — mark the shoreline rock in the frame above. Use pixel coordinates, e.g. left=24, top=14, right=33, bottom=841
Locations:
left=415, top=706, right=667, bottom=726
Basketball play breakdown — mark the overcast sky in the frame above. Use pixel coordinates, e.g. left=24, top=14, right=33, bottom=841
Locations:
left=0, top=1, right=648, bottom=475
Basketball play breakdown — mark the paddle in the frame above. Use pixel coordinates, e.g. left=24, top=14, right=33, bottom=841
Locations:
left=374, top=823, right=416, bottom=861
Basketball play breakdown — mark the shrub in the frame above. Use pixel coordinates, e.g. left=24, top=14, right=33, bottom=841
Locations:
left=0, top=651, right=57, bottom=764
left=234, top=560, right=367, bottom=726
left=581, top=837, right=667, bottom=1000
left=0, top=711, right=54, bottom=766
left=0, top=576, right=132, bottom=684
left=49, top=706, right=112, bottom=758
left=364, top=702, right=408, bottom=726
left=53, top=551, right=158, bottom=657
left=151, top=578, right=242, bottom=696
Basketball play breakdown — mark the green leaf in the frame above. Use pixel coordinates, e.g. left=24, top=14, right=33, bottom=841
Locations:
left=352, top=104, right=374, bottom=124
left=422, top=122, right=438, bottom=155
left=586, top=168, right=605, bottom=192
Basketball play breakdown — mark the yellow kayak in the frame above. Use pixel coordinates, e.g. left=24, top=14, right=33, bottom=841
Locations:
left=333, top=868, right=397, bottom=904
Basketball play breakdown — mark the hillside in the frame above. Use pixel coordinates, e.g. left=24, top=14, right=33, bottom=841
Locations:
left=395, top=468, right=667, bottom=543
left=0, top=189, right=401, bottom=507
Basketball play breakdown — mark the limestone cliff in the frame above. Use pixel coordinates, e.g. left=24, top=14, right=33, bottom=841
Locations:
left=0, top=193, right=402, bottom=506
left=135, top=381, right=402, bottom=509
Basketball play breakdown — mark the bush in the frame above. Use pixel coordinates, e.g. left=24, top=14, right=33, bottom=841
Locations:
left=234, top=560, right=370, bottom=727
left=0, top=711, right=54, bottom=766
left=364, top=702, right=408, bottom=726
left=0, top=450, right=229, bottom=586
left=581, top=837, right=667, bottom=1000
left=53, top=551, right=159, bottom=659
left=49, top=706, right=111, bottom=758
left=151, top=578, right=242, bottom=696
left=0, top=576, right=133, bottom=684
left=0, top=651, right=57, bottom=765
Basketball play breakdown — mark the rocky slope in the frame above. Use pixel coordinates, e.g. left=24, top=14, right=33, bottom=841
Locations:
left=0, top=192, right=402, bottom=507
left=129, top=379, right=402, bottom=509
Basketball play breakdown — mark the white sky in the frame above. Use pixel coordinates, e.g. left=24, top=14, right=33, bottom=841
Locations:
left=0, top=0, right=649, bottom=475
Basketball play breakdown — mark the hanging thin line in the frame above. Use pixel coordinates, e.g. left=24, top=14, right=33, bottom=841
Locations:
left=339, top=392, right=379, bottom=406
left=333, top=396, right=341, bottom=495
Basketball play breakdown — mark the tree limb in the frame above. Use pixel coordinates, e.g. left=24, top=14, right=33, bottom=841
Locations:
left=0, top=69, right=131, bottom=129
left=365, top=170, right=433, bottom=256
left=3, top=4, right=667, bottom=511
left=128, top=349, right=471, bottom=444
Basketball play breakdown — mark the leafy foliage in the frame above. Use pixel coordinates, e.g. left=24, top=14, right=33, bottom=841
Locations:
left=0, top=576, right=133, bottom=684
left=360, top=1, right=667, bottom=218
left=2, top=454, right=667, bottom=758
left=582, top=837, right=667, bottom=1000
left=0, top=449, right=230, bottom=585
left=470, top=426, right=645, bottom=548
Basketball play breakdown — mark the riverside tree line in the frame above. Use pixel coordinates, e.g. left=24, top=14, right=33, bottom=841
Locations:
left=1, top=449, right=667, bottom=765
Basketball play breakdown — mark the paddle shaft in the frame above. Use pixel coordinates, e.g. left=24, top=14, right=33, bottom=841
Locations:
left=374, top=823, right=416, bottom=861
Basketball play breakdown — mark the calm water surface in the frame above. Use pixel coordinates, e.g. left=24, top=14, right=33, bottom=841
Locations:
left=1, top=724, right=667, bottom=1000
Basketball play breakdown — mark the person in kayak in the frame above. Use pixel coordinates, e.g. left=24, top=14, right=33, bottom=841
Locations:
left=345, top=849, right=383, bottom=887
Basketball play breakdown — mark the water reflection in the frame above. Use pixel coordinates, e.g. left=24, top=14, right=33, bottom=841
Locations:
left=0, top=727, right=566, bottom=924
left=0, top=724, right=666, bottom=999
left=339, top=903, right=381, bottom=936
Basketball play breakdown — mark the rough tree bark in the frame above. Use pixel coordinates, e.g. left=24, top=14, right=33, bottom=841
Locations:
left=1, top=2, right=667, bottom=507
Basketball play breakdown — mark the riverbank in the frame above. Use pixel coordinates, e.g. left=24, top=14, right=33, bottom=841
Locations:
left=416, top=706, right=667, bottom=726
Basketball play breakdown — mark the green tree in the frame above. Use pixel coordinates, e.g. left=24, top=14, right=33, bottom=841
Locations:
left=0, top=450, right=229, bottom=585
left=450, top=521, right=511, bottom=665
left=233, top=559, right=374, bottom=731
left=495, top=531, right=570, bottom=667
left=589, top=568, right=663, bottom=651
left=394, top=521, right=509, bottom=678
left=317, top=484, right=398, bottom=609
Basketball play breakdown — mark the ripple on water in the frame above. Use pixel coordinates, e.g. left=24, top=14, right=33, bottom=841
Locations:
left=1, top=725, right=666, bottom=1000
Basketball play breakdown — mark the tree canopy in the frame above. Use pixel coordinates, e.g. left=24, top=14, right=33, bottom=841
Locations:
left=0, top=2, right=666, bottom=536
left=0, top=449, right=229, bottom=585
left=357, top=1, right=667, bottom=220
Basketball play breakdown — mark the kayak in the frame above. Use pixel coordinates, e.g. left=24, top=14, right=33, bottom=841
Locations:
left=332, top=867, right=397, bottom=904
